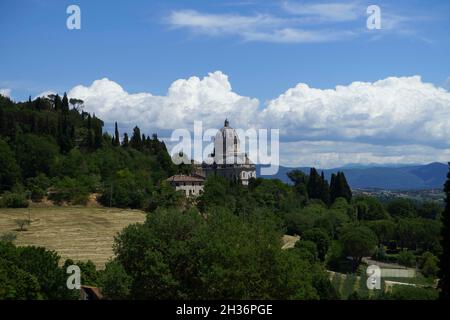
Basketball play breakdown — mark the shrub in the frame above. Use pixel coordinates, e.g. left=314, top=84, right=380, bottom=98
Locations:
left=386, top=285, right=438, bottom=300
left=15, top=219, right=30, bottom=231
left=397, top=249, right=416, bottom=267
left=419, top=252, right=439, bottom=278
left=48, top=177, right=89, bottom=205
left=0, top=192, right=29, bottom=208
left=26, top=174, right=51, bottom=202
left=0, top=232, right=17, bottom=242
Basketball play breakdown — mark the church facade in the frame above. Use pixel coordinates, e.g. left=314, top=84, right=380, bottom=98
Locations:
left=195, top=119, right=257, bottom=185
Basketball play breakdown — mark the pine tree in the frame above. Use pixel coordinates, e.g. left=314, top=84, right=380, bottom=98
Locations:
left=439, top=163, right=450, bottom=299
left=330, top=172, right=352, bottom=203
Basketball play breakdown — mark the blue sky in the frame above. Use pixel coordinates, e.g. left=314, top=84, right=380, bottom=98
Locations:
left=1, top=0, right=450, bottom=167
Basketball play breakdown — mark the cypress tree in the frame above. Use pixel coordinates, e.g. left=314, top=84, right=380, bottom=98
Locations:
left=330, top=173, right=337, bottom=202
left=130, top=126, right=143, bottom=150
left=62, top=92, right=69, bottom=113
left=439, top=163, right=450, bottom=299
left=339, top=172, right=352, bottom=203
left=114, top=122, right=120, bottom=146
left=54, top=94, right=62, bottom=111
left=94, top=125, right=102, bottom=149
left=307, top=168, right=322, bottom=200
left=320, top=171, right=331, bottom=206
left=122, top=133, right=129, bottom=147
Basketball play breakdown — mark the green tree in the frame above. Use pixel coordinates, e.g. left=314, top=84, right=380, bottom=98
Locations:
left=287, top=169, right=308, bottom=200
left=61, top=92, right=69, bottom=113
left=99, top=261, right=132, bottom=300
left=19, top=246, right=75, bottom=299
left=365, top=219, right=396, bottom=246
left=302, top=228, right=331, bottom=261
left=418, top=201, right=442, bottom=220
left=130, top=126, right=143, bottom=151
left=15, top=134, right=58, bottom=178
left=353, top=196, right=389, bottom=220
left=0, top=139, right=21, bottom=190
left=307, top=168, right=330, bottom=205
left=122, top=132, right=129, bottom=147
left=114, top=208, right=324, bottom=299
left=340, top=225, right=377, bottom=271
left=386, top=198, right=417, bottom=219
left=439, top=163, right=450, bottom=299
left=330, top=172, right=352, bottom=203
left=419, top=252, right=439, bottom=278
left=114, top=122, right=120, bottom=146
left=397, top=249, right=416, bottom=268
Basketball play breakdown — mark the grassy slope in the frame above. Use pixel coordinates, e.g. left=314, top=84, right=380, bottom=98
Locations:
left=0, top=206, right=146, bottom=269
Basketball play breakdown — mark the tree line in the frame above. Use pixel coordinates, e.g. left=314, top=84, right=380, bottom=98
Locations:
left=1, top=92, right=449, bottom=300
left=0, top=93, right=181, bottom=209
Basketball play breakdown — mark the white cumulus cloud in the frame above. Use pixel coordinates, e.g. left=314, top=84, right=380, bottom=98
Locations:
left=65, top=72, right=450, bottom=167
left=68, top=71, right=259, bottom=131
left=260, top=76, right=450, bottom=147
left=0, top=88, right=11, bottom=97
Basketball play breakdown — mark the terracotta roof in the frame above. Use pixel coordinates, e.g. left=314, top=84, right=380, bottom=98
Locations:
left=166, top=174, right=206, bottom=183
left=80, top=285, right=103, bottom=300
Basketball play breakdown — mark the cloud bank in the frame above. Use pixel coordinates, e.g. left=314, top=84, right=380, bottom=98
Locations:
left=67, top=72, right=450, bottom=168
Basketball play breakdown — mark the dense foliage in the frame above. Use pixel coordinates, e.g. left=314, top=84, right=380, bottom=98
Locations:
left=0, top=94, right=445, bottom=300
left=0, top=94, right=179, bottom=208
left=439, top=163, right=450, bottom=299
left=0, top=241, right=78, bottom=299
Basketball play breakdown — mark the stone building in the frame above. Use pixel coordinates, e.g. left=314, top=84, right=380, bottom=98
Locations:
left=166, top=174, right=205, bottom=197
left=198, top=119, right=256, bottom=185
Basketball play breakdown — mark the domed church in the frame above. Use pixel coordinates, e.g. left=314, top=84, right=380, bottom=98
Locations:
left=198, top=119, right=256, bottom=185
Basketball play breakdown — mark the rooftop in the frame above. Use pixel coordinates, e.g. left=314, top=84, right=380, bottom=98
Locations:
left=166, top=174, right=206, bottom=183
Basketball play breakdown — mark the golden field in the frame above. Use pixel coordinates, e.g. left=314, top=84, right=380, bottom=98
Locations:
left=0, top=206, right=146, bottom=269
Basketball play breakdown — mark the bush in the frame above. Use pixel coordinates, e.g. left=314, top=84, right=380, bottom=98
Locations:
left=26, top=174, right=51, bottom=202
left=419, top=252, right=439, bottom=278
left=0, top=232, right=17, bottom=242
left=99, top=261, right=132, bottom=300
left=294, top=240, right=318, bottom=264
left=0, top=192, right=29, bottom=208
left=372, top=245, right=387, bottom=261
left=48, top=177, right=89, bottom=205
left=386, top=285, right=438, bottom=300
left=397, top=249, right=416, bottom=267
left=15, top=219, right=30, bottom=231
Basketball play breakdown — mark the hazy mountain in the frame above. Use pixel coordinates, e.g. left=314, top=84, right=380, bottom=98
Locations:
left=257, top=162, right=448, bottom=190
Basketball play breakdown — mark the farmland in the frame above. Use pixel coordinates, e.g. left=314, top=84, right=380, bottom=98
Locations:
left=0, top=206, right=146, bottom=269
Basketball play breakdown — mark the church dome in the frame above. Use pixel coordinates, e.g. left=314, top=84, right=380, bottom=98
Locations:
left=214, top=119, right=241, bottom=164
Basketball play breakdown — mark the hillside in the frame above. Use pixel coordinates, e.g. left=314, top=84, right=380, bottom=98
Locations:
left=258, top=162, right=448, bottom=190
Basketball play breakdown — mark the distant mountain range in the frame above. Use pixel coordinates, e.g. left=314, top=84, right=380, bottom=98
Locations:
left=257, top=162, right=448, bottom=190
